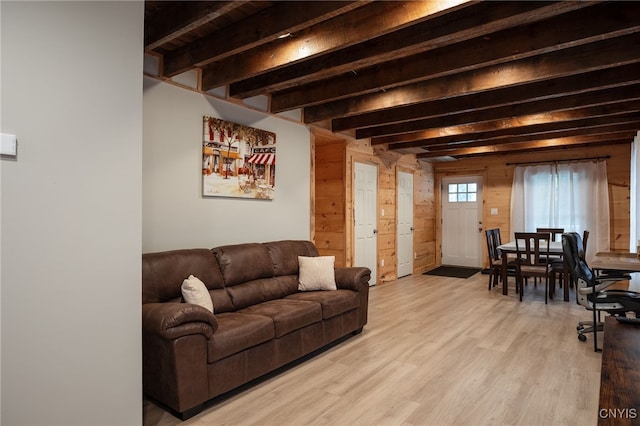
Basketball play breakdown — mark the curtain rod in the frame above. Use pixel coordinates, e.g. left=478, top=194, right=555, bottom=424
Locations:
left=506, top=155, right=610, bottom=166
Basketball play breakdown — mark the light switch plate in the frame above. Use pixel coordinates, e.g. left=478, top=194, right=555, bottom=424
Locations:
left=490, top=208, right=498, bottom=216
left=1, top=133, right=18, bottom=159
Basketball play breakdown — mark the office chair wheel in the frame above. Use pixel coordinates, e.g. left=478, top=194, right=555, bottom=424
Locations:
left=577, top=325, right=584, bottom=331
left=578, top=334, right=587, bottom=342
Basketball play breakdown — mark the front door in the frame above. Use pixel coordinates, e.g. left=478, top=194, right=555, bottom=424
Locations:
left=354, top=162, right=377, bottom=285
left=397, top=171, right=413, bottom=277
left=441, top=176, right=483, bottom=267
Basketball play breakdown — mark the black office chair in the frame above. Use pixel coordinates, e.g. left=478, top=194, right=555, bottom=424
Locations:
left=562, top=232, right=640, bottom=351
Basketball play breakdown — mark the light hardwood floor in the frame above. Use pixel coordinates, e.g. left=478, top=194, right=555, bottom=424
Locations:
left=144, top=272, right=603, bottom=426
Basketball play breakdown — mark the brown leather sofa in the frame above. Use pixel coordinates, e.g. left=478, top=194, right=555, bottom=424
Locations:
left=142, top=240, right=371, bottom=419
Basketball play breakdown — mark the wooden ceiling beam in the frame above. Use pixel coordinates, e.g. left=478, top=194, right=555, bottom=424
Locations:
left=271, top=2, right=634, bottom=113
left=336, top=62, right=640, bottom=133
left=411, top=121, right=640, bottom=153
left=304, top=31, right=640, bottom=124
left=375, top=100, right=640, bottom=145
left=200, top=0, right=475, bottom=90
left=360, top=84, right=640, bottom=140
left=428, top=139, right=633, bottom=160
left=144, top=1, right=245, bottom=51
left=161, top=1, right=363, bottom=77
left=387, top=111, right=640, bottom=150
left=416, top=133, right=636, bottom=158
left=232, top=1, right=584, bottom=100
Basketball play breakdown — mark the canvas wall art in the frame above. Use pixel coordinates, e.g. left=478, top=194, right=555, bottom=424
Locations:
left=202, top=116, right=276, bottom=199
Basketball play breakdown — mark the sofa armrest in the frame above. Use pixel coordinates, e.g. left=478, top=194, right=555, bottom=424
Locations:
left=142, top=303, right=218, bottom=340
left=335, top=266, right=371, bottom=329
left=335, top=266, right=371, bottom=290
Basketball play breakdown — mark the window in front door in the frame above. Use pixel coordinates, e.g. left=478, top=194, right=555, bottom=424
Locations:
left=448, top=182, right=478, bottom=203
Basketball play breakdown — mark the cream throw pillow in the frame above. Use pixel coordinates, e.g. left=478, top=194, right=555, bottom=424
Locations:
left=181, top=275, right=214, bottom=313
left=298, top=256, right=337, bottom=291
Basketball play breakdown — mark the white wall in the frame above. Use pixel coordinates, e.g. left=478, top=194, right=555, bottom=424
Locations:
left=143, top=78, right=312, bottom=252
left=1, top=2, right=143, bottom=425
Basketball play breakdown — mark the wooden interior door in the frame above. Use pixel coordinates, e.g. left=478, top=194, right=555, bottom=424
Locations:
left=354, top=162, right=377, bottom=285
left=397, top=170, right=414, bottom=277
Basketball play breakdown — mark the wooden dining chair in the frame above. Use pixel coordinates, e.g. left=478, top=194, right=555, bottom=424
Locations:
left=537, top=228, right=564, bottom=291
left=536, top=227, right=564, bottom=242
left=485, top=229, right=501, bottom=290
left=514, top=232, right=553, bottom=303
left=485, top=228, right=517, bottom=290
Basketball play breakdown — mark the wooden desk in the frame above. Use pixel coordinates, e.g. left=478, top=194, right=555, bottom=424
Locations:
left=598, top=316, right=640, bottom=425
left=497, top=241, right=568, bottom=300
left=592, top=252, right=640, bottom=273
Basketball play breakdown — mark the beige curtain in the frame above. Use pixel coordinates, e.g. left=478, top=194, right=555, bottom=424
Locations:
left=510, top=160, right=610, bottom=262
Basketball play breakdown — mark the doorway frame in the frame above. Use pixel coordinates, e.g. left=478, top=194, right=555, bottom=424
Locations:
left=435, top=169, right=489, bottom=267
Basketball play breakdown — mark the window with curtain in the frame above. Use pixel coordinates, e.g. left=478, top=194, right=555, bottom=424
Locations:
left=510, top=160, right=610, bottom=261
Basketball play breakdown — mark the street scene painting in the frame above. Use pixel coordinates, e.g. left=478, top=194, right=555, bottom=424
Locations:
left=202, top=116, right=276, bottom=199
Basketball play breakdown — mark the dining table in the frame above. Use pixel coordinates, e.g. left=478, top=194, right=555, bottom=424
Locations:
left=497, top=240, right=569, bottom=301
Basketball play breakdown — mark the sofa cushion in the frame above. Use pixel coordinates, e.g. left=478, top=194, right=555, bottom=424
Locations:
left=181, top=275, right=214, bottom=313
left=238, top=299, right=322, bottom=338
left=286, top=290, right=360, bottom=319
left=208, top=312, right=274, bottom=362
left=225, top=276, right=299, bottom=310
left=298, top=256, right=337, bottom=291
left=264, top=240, right=318, bottom=276
left=214, top=243, right=274, bottom=286
left=142, top=249, right=232, bottom=311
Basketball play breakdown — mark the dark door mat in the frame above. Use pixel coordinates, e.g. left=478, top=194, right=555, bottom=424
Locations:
left=424, top=265, right=482, bottom=279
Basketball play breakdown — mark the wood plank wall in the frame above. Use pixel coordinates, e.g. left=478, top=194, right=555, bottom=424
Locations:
left=312, top=131, right=435, bottom=283
left=313, top=133, right=347, bottom=266
left=312, top=129, right=631, bottom=284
